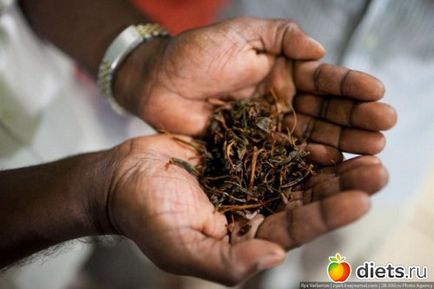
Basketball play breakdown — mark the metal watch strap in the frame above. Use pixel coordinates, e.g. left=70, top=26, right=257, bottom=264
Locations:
left=97, top=24, right=169, bottom=114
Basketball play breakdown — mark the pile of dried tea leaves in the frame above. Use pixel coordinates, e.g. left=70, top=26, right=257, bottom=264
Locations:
left=172, top=92, right=316, bottom=229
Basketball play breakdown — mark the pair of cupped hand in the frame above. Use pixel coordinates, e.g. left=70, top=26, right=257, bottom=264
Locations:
left=106, top=17, right=397, bottom=285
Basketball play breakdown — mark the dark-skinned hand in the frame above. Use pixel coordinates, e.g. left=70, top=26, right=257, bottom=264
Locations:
left=107, top=135, right=388, bottom=286
left=114, top=17, right=396, bottom=166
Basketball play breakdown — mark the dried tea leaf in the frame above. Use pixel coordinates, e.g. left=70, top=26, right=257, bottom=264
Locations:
left=193, top=93, right=316, bottom=225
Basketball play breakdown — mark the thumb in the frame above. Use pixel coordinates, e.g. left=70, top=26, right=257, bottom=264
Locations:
left=184, top=235, right=286, bottom=286
left=236, top=17, right=325, bottom=59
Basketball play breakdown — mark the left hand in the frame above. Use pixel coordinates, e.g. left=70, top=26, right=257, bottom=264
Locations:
left=104, top=134, right=388, bottom=285
left=232, top=155, right=388, bottom=247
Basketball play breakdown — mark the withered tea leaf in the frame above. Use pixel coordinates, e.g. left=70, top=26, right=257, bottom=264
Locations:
left=172, top=93, right=316, bottom=232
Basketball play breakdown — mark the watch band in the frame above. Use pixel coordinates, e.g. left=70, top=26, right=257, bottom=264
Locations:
left=97, top=24, right=169, bottom=114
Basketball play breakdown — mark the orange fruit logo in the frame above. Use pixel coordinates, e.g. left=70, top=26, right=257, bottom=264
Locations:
left=327, top=253, right=351, bottom=283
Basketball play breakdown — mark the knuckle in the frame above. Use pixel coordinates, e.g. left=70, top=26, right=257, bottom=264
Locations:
left=277, top=19, right=299, bottom=34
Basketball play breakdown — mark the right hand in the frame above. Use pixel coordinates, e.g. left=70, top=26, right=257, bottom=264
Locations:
left=114, top=17, right=396, bottom=165
left=114, top=17, right=325, bottom=135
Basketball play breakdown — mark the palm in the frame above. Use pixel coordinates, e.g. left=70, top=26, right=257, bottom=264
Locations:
left=143, top=19, right=308, bottom=135
left=109, top=135, right=229, bottom=277
left=108, top=134, right=388, bottom=285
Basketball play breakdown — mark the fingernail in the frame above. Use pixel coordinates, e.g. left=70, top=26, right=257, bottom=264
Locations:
left=257, top=252, right=285, bottom=270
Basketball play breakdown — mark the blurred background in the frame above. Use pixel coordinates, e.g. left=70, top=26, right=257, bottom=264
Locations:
left=1, top=0, right=434, bottom=288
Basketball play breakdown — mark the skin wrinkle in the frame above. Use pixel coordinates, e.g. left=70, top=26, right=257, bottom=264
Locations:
left=107, top=142, right=158, bottom=235
left=232, top=21, right=253, bottom=48
left=159, top=65, right=186, bottom=99
left=120, top=158, right=210, bottom=230
left=144, top=190, right=202, bottom=213
left=303, top=188, right=313, bottom=204
left=336, top=125, right=344, bottom=151
left=208, top=40, right=243, bottom=82
left=340, top=69, right=352, bottom=96
left=306, top=172, right=332, bottom=188
left=108, top=161, right=142, bottom=236
left=303, top=116, right=316, bottom=139
left=102, top=154, right=120, bottom=235
left=312, top=176, right=339, bottom=201
left=313, top=63, right=325, bottom=94
left=154, top=41, right=193, bottom=99
left=255, top=34, right=267, bottom=54
left=290, top=60, right=296, bottom=100
left=205, top=30, right=232, bottom=77
left=318, top=201, right=332, bottom=233
left=279, top=21, right=293, bottom=56
left=319, top=96, right=331, bottom=119
left=103, top=148, right=135, bottom=235
left=347, top=101, right=358, bottom=127
left=231, top=18, right=264, bottom=54
left=286, top=209, right=300, bottom=249
left=158, top=27, right=257, bottom=103
left=336, top=172, right=345, bottom=192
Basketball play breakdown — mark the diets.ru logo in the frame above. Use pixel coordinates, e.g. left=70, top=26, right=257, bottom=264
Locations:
left=327, top=253, right=351, bottom=283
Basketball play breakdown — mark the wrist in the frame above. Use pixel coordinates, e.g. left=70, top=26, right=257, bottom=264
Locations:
left=0, top=150, right=119, bottom=266
left=82, top=149, right=121, bottom=236
left=112, top=36, right=170, bottom=117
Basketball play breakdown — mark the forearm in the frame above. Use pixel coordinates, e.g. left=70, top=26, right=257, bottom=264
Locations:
left=0, top=150, right=114, bottom=268
left=19, top=0, right=149, bottom=76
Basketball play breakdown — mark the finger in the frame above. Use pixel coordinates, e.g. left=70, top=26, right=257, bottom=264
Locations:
left=266, top=57, right=296, bottom=107
left=294, top=94, right=397, bottom=131
left=312, top=155, right=381, bottom=178
left=268, top=132, right=343, bottom=165
left=308, top=163, right=388, bottom=201
left=301, top=143, right=343, bottom=165
left=236, top=17, right=325, bottom=59
left=230, top=86, right=259, bottom=100
left=284, top=113, right=386, bottom=154
left=334, top=155, right=381, bottom=174
left=145, top=93, right=211, bottom=136
left=294, top=62, right=385, bottom=101
left=306, top=155, right=381, bottom=188
left=256, top=191, right=370, bottom=250
left=231, top=214, right=265, bottom=244
left=130, top=134, right=201, bottom=166
left=229, top=81, right=273, bottom=101
left=180, top=232, right=286, bottom=286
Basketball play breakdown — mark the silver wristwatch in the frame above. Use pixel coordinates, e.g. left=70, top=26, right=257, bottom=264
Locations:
left=97, top=24, right=169, bottom=114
